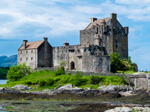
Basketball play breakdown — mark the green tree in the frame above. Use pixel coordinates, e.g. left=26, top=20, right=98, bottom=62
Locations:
left=6, top=63, right=33, bottom=81
left=110, top=53, right=124, bottom=73
left=59, top=60, right=67, bottom=69
left=54, top=60, right=67, bottom=76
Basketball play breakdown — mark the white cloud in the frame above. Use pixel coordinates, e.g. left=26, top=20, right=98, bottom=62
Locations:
left=115, top=0, right=150, bottom=6
left=129, top=46, right=150, bottom=70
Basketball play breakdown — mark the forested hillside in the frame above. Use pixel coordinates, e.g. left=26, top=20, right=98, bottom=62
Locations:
left=0, top=54, right=17, bottom=67
left=0, top=67, right=9, bottom=79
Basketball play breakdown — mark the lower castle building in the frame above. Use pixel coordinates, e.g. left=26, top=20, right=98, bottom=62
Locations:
left=18, top=13, right=128, bottom=73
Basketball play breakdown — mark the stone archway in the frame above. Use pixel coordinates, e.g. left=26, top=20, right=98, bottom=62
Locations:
left=70, top=61, right=75, bottom=70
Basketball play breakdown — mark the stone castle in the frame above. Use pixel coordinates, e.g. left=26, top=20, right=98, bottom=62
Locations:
left=18, top=13, right=128, bottom=73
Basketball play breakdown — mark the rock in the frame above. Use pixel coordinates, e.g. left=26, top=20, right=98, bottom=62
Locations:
left=43, top=89, right=50, bottom=91
left=12, top=85, right=32, bottom=90
left=105, top=107, right=150, bottom=112
left=56, top=84, right=83, bottom=91
left=119, top=91, right=137, bottom=96
left=99, top=85, right=134, bottom=92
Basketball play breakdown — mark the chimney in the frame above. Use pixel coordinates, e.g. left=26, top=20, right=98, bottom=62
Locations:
left=124, top=27, right=129, bottom=34
left=23, top=40, right=28, bottom=49
left=90, top=18, right=97, bottom=23
left=64, top=41, right=69, bottom=46
left=43, top=37, right=47, bottom=42
left=111, top=13, right=117, bottom=27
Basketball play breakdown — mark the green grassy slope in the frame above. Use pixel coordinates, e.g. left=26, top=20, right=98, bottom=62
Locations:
left=0, top=70, right=127, bottom=91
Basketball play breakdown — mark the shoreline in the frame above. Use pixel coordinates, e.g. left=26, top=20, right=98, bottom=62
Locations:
left=0, top=89, right=150, bottom=111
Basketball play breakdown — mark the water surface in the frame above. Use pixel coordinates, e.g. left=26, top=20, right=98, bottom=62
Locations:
left=0, top=80, right=7, bottom=84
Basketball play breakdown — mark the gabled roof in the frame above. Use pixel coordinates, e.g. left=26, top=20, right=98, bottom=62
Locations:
left=18, top=40, right=44, bottom=50
left=85, top=17, right=111, bottom=30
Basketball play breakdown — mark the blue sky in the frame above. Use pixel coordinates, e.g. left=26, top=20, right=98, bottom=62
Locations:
left=0, top=0, right=150, bottom=70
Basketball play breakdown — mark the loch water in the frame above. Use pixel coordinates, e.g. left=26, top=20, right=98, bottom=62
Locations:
left=0, top=80, right=7, bottom=84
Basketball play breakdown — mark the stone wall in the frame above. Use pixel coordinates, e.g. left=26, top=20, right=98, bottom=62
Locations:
left=18, top=49, right=38, bottom=69
left=38, top=40, right=52, bottom=67
left=65, top=70, right=150, bottom=90
left=34, top=67, right=57, bottom=71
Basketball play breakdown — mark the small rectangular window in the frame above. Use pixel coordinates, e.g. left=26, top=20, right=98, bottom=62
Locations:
left=21, top=51, right=22, bottom=54
left=31, top=57, right=33, bottom=60
left=20, top=58, right=22, bottom=61
left=26, top=51, right=28, bottom=54
left=26, top=58, right=28, bottom=61
left=31, top=50, right=33, bottom=53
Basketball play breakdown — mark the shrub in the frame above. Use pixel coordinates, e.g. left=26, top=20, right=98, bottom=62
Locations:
left=110, top=53, right=125, bottom=73
left=38, top=79, right=46, bottom=86
left=54, top=77, right=61, bottom=84
left=67, top=73, right=71, bottom=75
left=6, top=63, right=33, bottom=81
left=38, top=78, right=54, bottom=86
left=90, top=75, right=100, bottom=84
left=54, top=67, right=65, bottom=76
left=45, top=78, right=54, bottom=86
left=71, top=71, right=84, bottom=86
left=25, top=80, right=32, bottom=85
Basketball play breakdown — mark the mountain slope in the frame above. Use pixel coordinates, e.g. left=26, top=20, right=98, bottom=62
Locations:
left=0, top=54, right=17, bottom=67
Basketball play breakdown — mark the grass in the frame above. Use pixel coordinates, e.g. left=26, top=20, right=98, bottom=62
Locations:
left=148, top=71, right=150, bottom=73
left=117, top=70, right=137, bottom=74
left=0, top=70, right=128, bottom=91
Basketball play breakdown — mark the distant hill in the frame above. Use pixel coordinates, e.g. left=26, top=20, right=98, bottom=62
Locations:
left=0, top=54, right=17, bottom=67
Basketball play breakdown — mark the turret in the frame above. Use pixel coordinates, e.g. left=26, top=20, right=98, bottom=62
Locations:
left=64, top=41, right=69, bottom=46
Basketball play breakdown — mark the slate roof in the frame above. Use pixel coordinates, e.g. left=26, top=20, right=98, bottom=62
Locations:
left=18, top=40, right=44, bottom=50
left=85, top=17, right=111, bottom=30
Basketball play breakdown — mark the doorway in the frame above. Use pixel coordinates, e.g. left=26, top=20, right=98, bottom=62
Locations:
left=70, top=61, right=75, bottom=70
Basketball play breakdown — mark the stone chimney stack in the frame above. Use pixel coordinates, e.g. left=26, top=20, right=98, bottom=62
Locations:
left=64, top=41, right=69, bottom=46
left=111, top=13, right=117, bottom=27
left=90, top=18, right=97, bottom=23
left=43, top=37, right=47, bottom=42
left=23, top=40, right=28, bottom=49
left=124, top=27, right=129, bottom=34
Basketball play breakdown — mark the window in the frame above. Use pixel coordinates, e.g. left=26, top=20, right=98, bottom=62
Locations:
left=31, top=57, right=33, bottom=61
left=20, top=58, right=22, bottom=61
left=116, top=41, right=118, bottom=48
left=26, top=58, right=28, bottom=61
left=96, top=27, right=98, bottom=34
left=21, top=51, right=22, bottom=54
left=26, top=51, right=28, bottom=54
left=77, top=50, right=80, bottom=53
left=31, top=50, right=33, bottom=53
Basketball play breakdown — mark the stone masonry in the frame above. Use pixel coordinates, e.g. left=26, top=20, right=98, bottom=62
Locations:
left=18, top=13, right=128, bottom=73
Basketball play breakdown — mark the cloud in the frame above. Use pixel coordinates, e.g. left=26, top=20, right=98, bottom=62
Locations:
left=129, top=45, right=150, bottom=70
left=115, top=0, right=150, bottom=6
left=0, top=0, right=150, bottom=40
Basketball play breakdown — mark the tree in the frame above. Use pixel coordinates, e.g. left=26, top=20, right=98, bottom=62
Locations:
left=54, top=60, right=67, bottom=76
left=6, top=63, right=33, bottom=81
left=59, top=60, right=67, bottom=69
left=110, top=53, right=124, bottom=73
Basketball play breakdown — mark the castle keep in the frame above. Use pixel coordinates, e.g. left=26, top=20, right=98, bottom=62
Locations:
left=18, top=13, right=128, bottom=73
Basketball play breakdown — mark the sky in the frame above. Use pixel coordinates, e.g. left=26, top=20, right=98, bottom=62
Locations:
left=0, top=0, right=150, bottom=70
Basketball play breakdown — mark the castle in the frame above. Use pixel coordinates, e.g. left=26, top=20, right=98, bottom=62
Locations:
left=18, top=13, right=128, bottom=73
